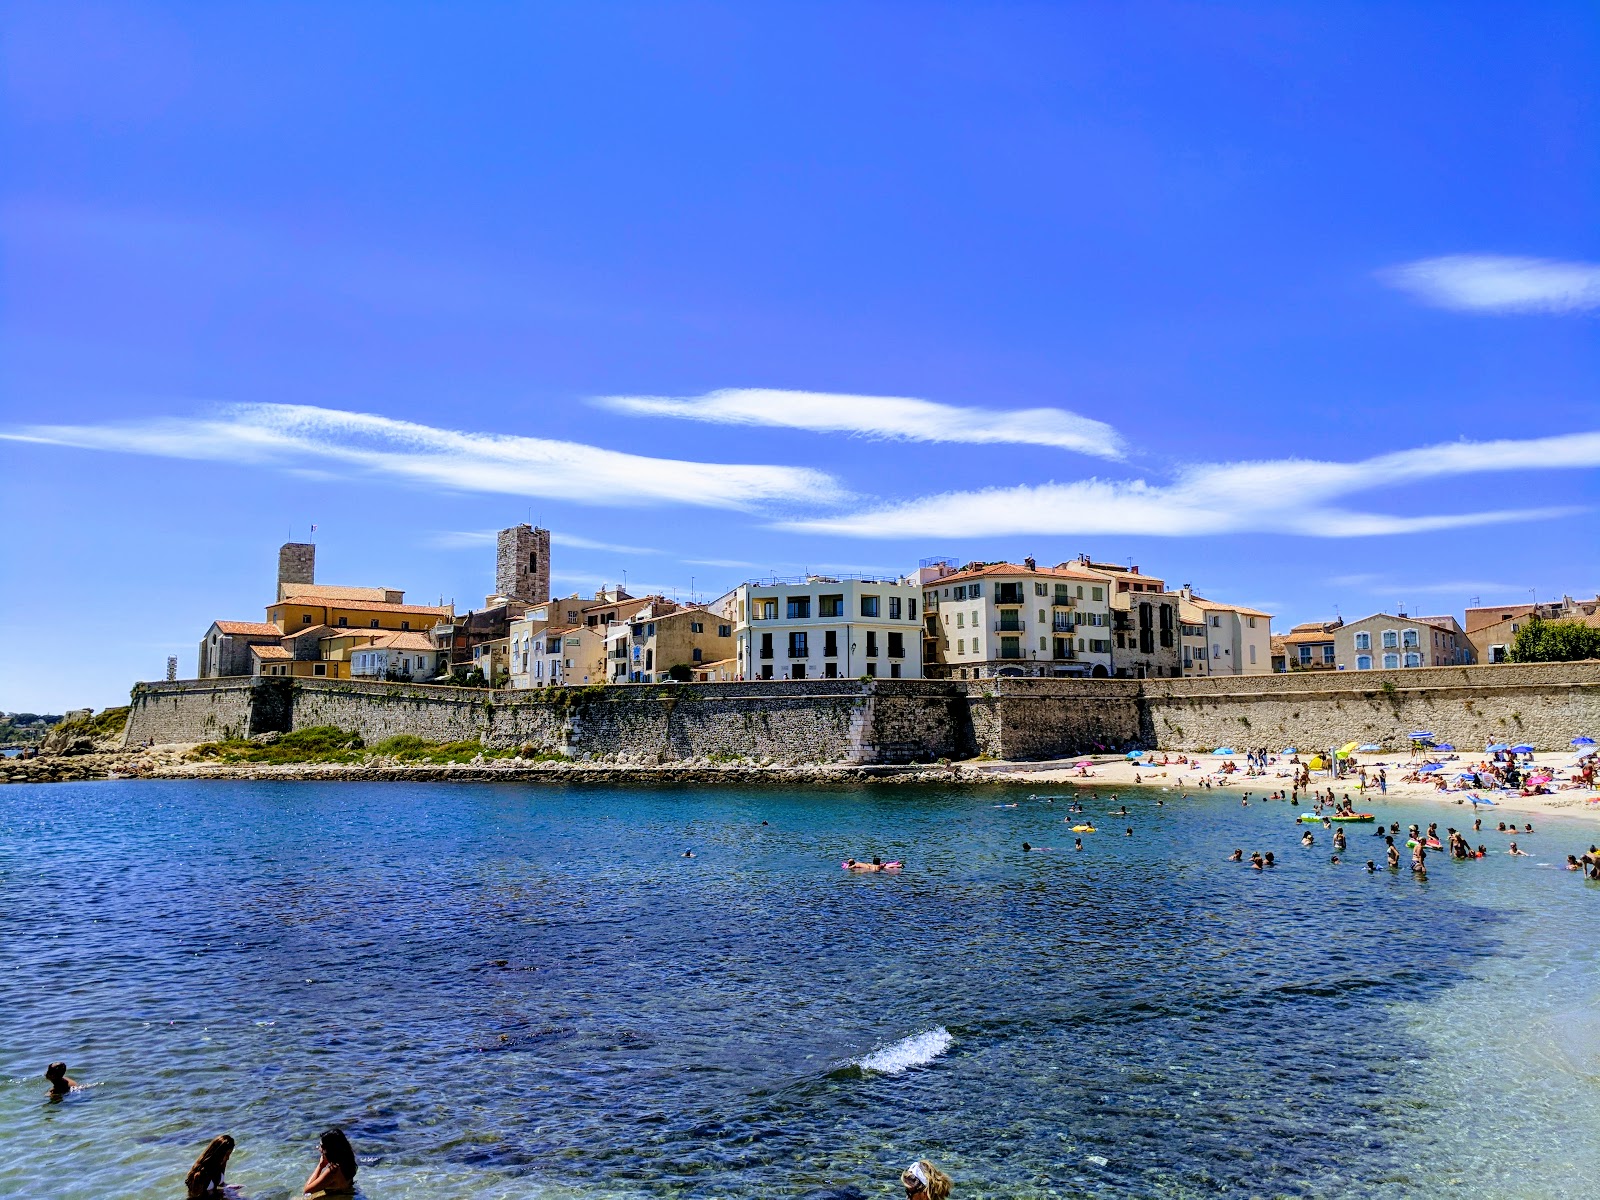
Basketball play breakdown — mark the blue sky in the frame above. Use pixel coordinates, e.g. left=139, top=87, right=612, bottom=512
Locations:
left=2, top=2, right=1597, bottom=713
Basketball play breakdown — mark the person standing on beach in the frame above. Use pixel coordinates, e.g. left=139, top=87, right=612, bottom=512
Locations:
left=1378, top=768, right=1387, bottom=794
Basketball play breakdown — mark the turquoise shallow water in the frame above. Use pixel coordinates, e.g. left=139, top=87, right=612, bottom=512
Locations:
left=1, top=780, right=1597, bottom=1198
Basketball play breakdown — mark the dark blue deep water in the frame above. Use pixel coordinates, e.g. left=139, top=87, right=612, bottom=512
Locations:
left=2, top=780, right=1597, bottom=1198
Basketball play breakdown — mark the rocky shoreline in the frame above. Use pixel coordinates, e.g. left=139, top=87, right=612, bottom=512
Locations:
left=0, top=746, right=1039, bottom=788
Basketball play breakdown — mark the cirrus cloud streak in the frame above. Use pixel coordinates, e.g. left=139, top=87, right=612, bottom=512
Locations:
left=1380, top=255, right=1600, bottom=313
left=594, top=387, right=1125, bottom=459
left=3, top=403, right=839, bottom=511
left=781, top=432, right=1600, bottom=539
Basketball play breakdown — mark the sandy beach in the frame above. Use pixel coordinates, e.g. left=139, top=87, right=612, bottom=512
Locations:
left=1015, top=750, right=1600, bottom=826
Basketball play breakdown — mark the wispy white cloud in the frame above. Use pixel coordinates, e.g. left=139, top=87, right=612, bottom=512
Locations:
left=1330, top=575, right=1530, bottom=596
left=1380, top=255, right=1600, bottom=313
left=3, top=403, right=839, bottom=511
left=782, top=431, right=1600, bottom=539
left=594, top=387, right=1125, bottom=459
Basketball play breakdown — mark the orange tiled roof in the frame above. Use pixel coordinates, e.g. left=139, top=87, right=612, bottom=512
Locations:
left=215, top=620, right=283, bottom=636
left=932, top=562, right=1106, bottom=586
left=370, top=631, right=438, bottom=651
left=278, top=583, right=397, bottom=602
left=276, top=597, right=453, bottom=616
left=250, top=644, right=292, bottom=660
left=1185, top=596, right=1274, bottom=619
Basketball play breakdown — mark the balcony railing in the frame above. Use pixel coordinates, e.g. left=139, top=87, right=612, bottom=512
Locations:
left=759, top=647, right=773, bottom=659
left=787, top=646, right=808, bottom=658
left=1052, top=618, right=1073, bottom=633
left=995, top=618, right=1024, bottom=633
left=998, top=646, right=1024, bottom=660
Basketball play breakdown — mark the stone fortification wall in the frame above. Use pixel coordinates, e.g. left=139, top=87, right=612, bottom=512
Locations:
left=123, top=663, right=1600, bottom=763
left=958, top=679, right=1143, bottom=760
left=127, top=678, right=971, bottom=765
left=125, top=679, right=262, bottom=745
left=1143, top=662, right=1600, bottom=752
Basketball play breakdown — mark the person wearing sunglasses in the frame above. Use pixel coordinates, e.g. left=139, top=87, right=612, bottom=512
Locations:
left=901, top=1158, right=952, bottom=1198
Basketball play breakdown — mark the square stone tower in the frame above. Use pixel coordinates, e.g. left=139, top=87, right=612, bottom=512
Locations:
left=278, top=542, right=315, bottom=599
left=496, top=525, right=550, bottom=604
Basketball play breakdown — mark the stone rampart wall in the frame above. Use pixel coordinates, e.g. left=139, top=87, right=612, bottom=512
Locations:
left=122, top=663, right=1600, bottom=763
left=1143, top=662, right=1600, bottom=752
left=957, top=679, right=1143, bottom=760
left=125, top=679, right=261, bottom=745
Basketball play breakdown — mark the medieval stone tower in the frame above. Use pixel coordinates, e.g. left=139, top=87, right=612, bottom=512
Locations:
left=496, top=524, right=550, bottom=604
left=277, top=542, right=315, bottom=600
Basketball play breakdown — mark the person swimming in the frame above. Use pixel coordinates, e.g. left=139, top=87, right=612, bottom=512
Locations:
left=186, top=1135, right=234, bottom=1197
left=1301, top=831, right=1314, bottom=846
left=1229, top=849, right=1243, bottom=862
left=1509, top=842, right=1530, bottom=856
left=1365, top=860, right=1376, bottom=873
left=901, top=1158, right=953, bottom=1199
left=682, top=850, right=695, bottom=858
left=44, top=1061, right=76, bottom=1098
left=1074, top=837, right=1083, bottom=851
left=305, top=1128, right=357, bottom=1195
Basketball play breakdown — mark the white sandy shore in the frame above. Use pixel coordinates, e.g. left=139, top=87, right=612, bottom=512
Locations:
left=1002, top=751, right=1600, bottom=826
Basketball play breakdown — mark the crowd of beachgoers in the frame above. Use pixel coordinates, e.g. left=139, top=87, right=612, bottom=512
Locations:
left=1021, top=739, right=1600, bottom=825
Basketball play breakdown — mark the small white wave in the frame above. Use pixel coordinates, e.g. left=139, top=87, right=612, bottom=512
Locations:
left=854, top=1027, right=952, bottom=1075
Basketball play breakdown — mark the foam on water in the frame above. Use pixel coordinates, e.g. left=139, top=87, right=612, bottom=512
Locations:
left=853, top=1027, right=952, bottom=1075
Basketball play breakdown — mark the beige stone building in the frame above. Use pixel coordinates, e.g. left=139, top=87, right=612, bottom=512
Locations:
left=1178, top=590, right=1273, bottom=676
left=1068, top=557, right=1183, bottom=679
left=919, top=560, right=1113, bottom=678
left=1335, top=611, right=1474, bottom=671
left=609, top=605, right=735, bottom=683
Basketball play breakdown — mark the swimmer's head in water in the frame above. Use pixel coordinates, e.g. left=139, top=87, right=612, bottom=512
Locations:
left=320, top=1128, right=358, bottom=1181
left=45, top=1062, right=67, bottom=1083
left=1022, top=842, right=1032, bottom=852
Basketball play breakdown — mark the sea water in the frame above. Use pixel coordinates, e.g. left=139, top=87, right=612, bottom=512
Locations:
left=1, top=780, right=1596, bottom=1198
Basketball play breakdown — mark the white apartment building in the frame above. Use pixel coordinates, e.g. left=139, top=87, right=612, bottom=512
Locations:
left=730, top=576, right=923, bottom=680
left=919, top=560, right=1114, bottom=679
left=1178, top=588, right=1273, bottom=676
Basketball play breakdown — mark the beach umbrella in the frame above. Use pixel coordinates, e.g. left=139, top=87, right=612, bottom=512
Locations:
left=1358, top=744, right=1381, bottom=753
left=1409, top=731, right=1433, bottom=741
left=1486, top=743, right=1510, bottom=752
left=1214, top=747, right=1236, bottom=755
left=1281, top=747, right=1298, bottom=754
left=1433, top=743, right=1455, bottom=752
left=1126, top=750, right=1144, bottom=759
left=1573, top=737, right=1595, bottom=746
left=1418, top=763, right=1443, bottom=773
left=1510, top=744, right=1534, bottom=754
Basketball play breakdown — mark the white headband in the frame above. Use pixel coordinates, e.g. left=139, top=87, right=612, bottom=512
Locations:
left=905, top=1162, right=929, bottom=1186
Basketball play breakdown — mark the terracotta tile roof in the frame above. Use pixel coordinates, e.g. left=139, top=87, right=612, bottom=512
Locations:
left=276, top=597, right=453, bottom=616
left=370, top=631, right=438, bottom=651
left=1282, top=628, right=1338, bottom=644
left=250, top=644, right=292, bottom=660
left=1185, top=596, right=1274, bottom=619
left=933, top=562, right=1107, bottom=586
left=215, top=620, right=283, bottom=637
left=278, top=584, right=397, bottom=602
